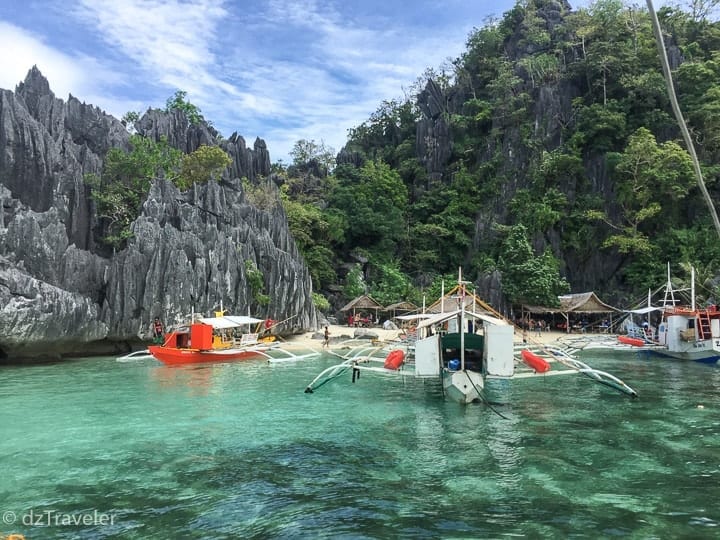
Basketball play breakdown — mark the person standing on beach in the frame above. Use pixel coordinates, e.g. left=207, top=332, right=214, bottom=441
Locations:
left=522, top=327, right=528, bottom=344
left=152, top=317, right=164, bottom=344
left=323, top=326, right=330, bottom=348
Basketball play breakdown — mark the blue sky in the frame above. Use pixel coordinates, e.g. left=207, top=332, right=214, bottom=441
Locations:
left=0, top=1, right=657, bottom=164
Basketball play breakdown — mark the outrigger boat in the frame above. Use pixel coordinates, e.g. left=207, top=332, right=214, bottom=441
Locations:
left=148, top=313, right=318, bottom=365
left=652, top=264, right=720, bottom=364
left=116, top=349, right=154, bottom=362
left=305, top=270, right=637, bottom=403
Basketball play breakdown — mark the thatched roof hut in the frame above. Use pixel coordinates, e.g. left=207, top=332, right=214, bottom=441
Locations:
left=339, top=295, right=384, bottom=323
left=523, top=292, right=620, bottom=332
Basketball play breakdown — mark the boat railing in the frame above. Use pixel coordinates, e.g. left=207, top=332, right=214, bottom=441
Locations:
left=237, top=333, right=260, bottom=346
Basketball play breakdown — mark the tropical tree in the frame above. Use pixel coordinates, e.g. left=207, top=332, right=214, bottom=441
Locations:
left=330, top=160, right=408, bottom=254
left=497, top=225, right=569, bottom=306
left=165, top=90, right=204, bottom=125
left=87, top=135, right=232, bottom=247
left=178, top=145, right=231, bottom=189
left=586, top=127, right=694, bottom=254
left=86, top=135, right=181, bottom=247
left=343, top=264, right=366, bottom=300
left=289, top=139, right=336, bottom=175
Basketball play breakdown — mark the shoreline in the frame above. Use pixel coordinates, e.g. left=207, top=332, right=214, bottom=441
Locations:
left=279, top=324, right=615, bottom=350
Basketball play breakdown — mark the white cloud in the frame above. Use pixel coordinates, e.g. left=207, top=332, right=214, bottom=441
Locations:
left=0, top=21, right=94, bottom=96
left=0, top=0, right=497, bottom=163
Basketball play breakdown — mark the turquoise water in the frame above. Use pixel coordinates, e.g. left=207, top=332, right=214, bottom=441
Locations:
left=1, top=351, right=718, bottom=539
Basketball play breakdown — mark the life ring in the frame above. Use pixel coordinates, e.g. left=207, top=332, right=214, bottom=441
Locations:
left=264, top=318, right=274, bottom=330
left=521, top=349, right=551, bottom=373
left=384, top=349, right=405, bottom=370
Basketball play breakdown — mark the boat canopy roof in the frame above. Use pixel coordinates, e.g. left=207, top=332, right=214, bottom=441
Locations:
left=197, top=315, right=264, bottom=328
left=416, top=309, right=508, bottom=329
left=625, top=306, right=663, bottom=314
left=395, top=313, right=434, bottom=321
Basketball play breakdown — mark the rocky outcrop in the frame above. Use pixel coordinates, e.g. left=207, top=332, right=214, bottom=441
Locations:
left=416, top=79, right=453, bottom=180
left=0, top=67, right=318, bottom=361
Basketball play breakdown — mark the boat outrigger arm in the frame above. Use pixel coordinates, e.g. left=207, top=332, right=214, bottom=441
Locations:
left=304, top=266, right=637, bottom=402
left=304, top=347, right=404, bottom=393
left=303, top=343, right=638, bottom=399
left=511, top=344, right=638, bottom=398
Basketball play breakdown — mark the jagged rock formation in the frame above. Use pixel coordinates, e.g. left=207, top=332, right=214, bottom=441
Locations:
left=0, top=67, right=318, bottom=361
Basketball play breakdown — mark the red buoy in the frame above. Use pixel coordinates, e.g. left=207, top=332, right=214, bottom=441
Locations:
left=384, top=349, right=405, bottom=370
left=618, top=335, right=645, bottom=347
left=521, top=349, right=551, bottom=373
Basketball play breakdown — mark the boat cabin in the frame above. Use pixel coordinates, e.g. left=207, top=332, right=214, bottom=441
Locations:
left=162, top=315, right=265, bottom=351
left=413, top=309, right=514, bottom=378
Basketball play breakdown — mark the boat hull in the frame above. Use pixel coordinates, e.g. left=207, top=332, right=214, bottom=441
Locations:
left=652, top=346, right=720, bottom=364
left=148, top=345, right=269, bottom=365
left=442, top=369, right=483, bottom=404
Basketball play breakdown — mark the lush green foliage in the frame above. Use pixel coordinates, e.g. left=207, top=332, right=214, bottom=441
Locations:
left=277, top=0, right=720, bottom=310
left=244, top=259, right=270, bottom=306
left=179, top=145, right=232, bottom=190
left=312, top=292, right=331, bottom=312
left=498, top=225, right=570, bottom=306
left=343, top=264, right=366, bottom=300
left=289, top=139, right=336, bottom=174
left=330, top=160, right=408, bottom=257
left=165, top=90, right=204, bottom=125
left=585, top=127, right=694, bottom=254
left=86, top=135, right=181, bottom=247
left=88, top=134, right=232, bottom=247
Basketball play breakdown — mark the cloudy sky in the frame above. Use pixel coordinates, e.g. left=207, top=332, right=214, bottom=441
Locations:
left=0, top=1, right=650, bottom=163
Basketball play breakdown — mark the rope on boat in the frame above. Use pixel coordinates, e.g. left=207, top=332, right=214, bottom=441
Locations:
left=463, top=370, right=509, bottom=420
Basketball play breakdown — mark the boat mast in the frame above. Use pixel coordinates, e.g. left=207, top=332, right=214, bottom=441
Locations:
left=691, top=265, right=696, bottom=311
left=441, top=281, right=445, bottom=313
left=664, top=262, right=675, bottom=309
left=458, top=267, right=465, bottom=371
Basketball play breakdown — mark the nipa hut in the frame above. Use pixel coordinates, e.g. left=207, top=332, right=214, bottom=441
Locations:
left=339, top=295, right=384, bottom=325
left=384, top=301, right=419, bottom=319
left=523, top=292, right=620, bottom=332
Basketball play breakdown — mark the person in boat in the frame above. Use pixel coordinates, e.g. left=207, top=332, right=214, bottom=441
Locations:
left=152, top=317, right=164, bottom=343
left=263, top=318, right=274, bottom=337
left=323, top=326, right=330, bottom=348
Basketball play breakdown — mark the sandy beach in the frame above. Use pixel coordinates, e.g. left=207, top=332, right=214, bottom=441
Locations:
left=280, top=323, right=599, bottom=350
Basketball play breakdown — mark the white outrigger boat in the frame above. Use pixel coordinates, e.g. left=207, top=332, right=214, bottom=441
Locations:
left=305, top=271, right=637, bottom=403
left=553, top=264, right=720, bottom=365
left=650, top=264, right=720, bottom=364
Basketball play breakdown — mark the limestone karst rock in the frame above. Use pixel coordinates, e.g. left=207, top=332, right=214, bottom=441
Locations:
left=0, top=67, right=318, bottom=360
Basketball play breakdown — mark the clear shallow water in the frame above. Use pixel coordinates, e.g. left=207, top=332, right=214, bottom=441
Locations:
left=1, top=351, right=718, bottom=539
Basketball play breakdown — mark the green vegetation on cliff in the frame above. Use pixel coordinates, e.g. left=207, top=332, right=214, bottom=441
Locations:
left=279, top=0, right=720, bottom=310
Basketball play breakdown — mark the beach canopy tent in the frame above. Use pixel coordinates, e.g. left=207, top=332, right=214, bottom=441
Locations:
left=384, top=301, right=419, bottom=319
left=339, top=294, right=384, bottom=323
left=523, top=292, right=620, bottom=332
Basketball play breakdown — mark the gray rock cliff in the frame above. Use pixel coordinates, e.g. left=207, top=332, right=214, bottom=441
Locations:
left=0, top=67, right=318, bottom=361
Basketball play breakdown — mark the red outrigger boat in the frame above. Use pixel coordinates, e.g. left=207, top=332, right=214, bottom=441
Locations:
left=148, top=314, right=277, bottom=366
